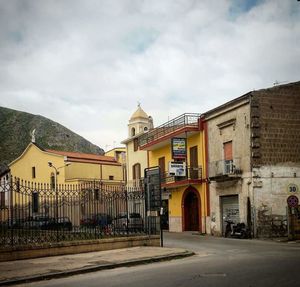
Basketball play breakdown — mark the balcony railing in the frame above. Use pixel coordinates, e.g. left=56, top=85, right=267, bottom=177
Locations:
left=209, top=158, right=242, bottom=179
left=161, top=166, right=202, bottom=185
left=139, top=113, right=201, bottom=147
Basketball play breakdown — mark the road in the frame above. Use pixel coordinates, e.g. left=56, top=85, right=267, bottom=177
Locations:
left=19, top=232, right=300, bottom=287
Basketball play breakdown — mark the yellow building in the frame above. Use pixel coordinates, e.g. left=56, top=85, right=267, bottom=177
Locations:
left=9, top=142, right=124, bottom=185
left=3, top=142, right=125, bottom=224
left=139, top=113, right=209, bottom=233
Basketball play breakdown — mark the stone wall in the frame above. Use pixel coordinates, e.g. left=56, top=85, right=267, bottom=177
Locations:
left=251, top=81, right=300, bottom=167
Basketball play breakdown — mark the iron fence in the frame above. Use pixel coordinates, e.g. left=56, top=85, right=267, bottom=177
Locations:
left=161, top=166, right=202, bottom=185
left=0, top=177, right=159, bottom=247
left=139, top=113, right=201, bottom=147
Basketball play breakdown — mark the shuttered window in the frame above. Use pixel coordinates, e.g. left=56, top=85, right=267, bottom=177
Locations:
left=158, top=157, right=165, bottom=174
left=223, top=141, right=233, bottom=160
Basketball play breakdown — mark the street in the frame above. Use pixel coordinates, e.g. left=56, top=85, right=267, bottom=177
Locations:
left=19, top=232, right=300, bottom=287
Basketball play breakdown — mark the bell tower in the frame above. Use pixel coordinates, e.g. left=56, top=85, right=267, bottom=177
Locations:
left=128, top=104, right=153, bottom=138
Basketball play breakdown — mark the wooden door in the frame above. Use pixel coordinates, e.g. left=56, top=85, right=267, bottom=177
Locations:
left=184, top=191, right=199, bottom=231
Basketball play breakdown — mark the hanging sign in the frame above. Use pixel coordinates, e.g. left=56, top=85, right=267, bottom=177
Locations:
left=171, top=138, right=187, bottom=159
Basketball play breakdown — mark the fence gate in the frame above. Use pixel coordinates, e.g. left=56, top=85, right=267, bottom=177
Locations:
left=144, top=167, right=162, bottom=236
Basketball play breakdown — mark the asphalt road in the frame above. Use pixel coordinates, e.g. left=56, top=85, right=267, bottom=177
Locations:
left=19, top=232, right=300, bottom=287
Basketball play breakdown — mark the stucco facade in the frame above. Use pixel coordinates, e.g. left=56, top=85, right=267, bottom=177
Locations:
left=205, top=97, right=252, bottom=236
left=206, top=81, right=300, bottom=238
left=140, top=114, right=208, bottom=233
left=8, top=143, right=124, bottom=185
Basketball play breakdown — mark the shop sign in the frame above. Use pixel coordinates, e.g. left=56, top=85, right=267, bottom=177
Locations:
left=171, top=138, right=187, bottom=159
left=168, top=162, right=186, bottom=177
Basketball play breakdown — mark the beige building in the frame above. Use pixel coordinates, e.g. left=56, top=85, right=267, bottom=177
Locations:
left=204, top=95, right=252, bottom=236
left=121, top=105, right=153, bottom=186
left=204, top=81, right=300, bottom=238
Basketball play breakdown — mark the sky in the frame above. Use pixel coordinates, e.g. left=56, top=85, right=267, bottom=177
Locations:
left=0, top=0, right=299, bottom=151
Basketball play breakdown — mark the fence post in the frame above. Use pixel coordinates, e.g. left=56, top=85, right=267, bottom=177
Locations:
left=10, top=176, right=14, bottom=247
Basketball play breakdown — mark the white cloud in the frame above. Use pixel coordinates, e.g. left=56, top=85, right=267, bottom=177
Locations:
left=0, top=0, right=299, bottom=150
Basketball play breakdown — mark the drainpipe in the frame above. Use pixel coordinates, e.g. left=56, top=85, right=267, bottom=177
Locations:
left=202, top=116, right=210, bottom=234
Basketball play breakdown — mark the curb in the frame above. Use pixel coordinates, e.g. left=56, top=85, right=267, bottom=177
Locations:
left=0, top=251, right=194, bottom=286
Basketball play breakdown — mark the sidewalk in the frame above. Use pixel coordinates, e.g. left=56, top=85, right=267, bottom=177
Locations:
left=0, top=246, right=194, bottom=286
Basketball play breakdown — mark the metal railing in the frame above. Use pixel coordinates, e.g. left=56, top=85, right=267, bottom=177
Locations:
left=0, top=177, right=160, bottom=247
left=209, top=158, right=242, bottom=178
left=161, top=166, right=202, bottom=185
left=139, top=113, right=201, bottom=147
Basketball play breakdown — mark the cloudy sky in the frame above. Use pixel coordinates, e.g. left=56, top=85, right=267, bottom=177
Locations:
left=0, top=0, right=299, bottom=151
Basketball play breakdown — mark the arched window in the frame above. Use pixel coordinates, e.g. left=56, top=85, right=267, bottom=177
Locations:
left=144, top=126, right=148, bottom=132
left=131, top=127, right=136, bottom=136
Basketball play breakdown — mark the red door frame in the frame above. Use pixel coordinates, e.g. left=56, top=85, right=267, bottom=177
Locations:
left=181, top=186, right=202, bottom=232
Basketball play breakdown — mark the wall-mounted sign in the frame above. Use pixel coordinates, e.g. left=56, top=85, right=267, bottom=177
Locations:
left=171, top=138, right=187, bottom=159
left=288, top=183, right=299, bottom=193
left=168, top=162, right=186, bottom=177
left=287, top=195, right=299, bottom=208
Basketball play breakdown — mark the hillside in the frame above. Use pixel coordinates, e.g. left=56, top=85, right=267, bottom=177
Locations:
left=0, top=106, right=104, bottom=173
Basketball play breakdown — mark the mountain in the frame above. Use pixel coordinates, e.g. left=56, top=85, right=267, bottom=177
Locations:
left=0, top=106, right=104, bottom=173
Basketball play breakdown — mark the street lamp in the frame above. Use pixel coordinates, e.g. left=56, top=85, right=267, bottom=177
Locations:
left=48, top=162, right=71, bottom=218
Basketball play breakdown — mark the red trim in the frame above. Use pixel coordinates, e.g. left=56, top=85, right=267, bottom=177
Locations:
left=161, top=179, right=203, bottom=189
left=202, top=117, right=210, bottom=216
left=181, top=186, right=202, bottom=232
left=140, top=126, right=199, bottom=150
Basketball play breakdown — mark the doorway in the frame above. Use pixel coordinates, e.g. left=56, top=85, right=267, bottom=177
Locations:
left=182, top=187, right=201, bottom=231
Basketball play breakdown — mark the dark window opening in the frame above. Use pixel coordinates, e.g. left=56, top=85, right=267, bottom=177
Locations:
left=32, top=167, right=36, bottom=178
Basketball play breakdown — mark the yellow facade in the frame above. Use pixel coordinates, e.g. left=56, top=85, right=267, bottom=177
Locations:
left=9, top=143, right=124, bottom=185
left=146, top=128, right=207, bottom=233
left=10, top=144, right=66, bottom=184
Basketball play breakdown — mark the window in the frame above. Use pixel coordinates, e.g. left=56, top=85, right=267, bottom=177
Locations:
left=131, top=127, right=136, bottom=136
left=144, top=126, right=148, bottom=132
left=109, top=175, right=114, bottom=180
left=133, top=163, right=141, bottom=180
left=158, top=157, right=165, bottom=179
left=134, top=138, right=139, bottom=152
left=32, top=167, right=36, bottom=178
left=190, top=146, right=198, bottom=179
left=223, top=141, right=233, bottom=174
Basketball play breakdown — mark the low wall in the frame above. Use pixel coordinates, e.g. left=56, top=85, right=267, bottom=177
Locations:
left=0, top=235, right=160, bottom=262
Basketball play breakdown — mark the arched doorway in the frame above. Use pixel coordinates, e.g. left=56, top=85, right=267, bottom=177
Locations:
left=182, top=186, right=201, bottom=231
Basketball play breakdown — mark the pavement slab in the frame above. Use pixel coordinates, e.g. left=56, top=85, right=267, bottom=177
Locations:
left=0, top=247, right=194, bottom=286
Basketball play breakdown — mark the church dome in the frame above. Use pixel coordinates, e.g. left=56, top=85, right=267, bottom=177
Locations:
left=130, top=105, right=148, bottom=120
